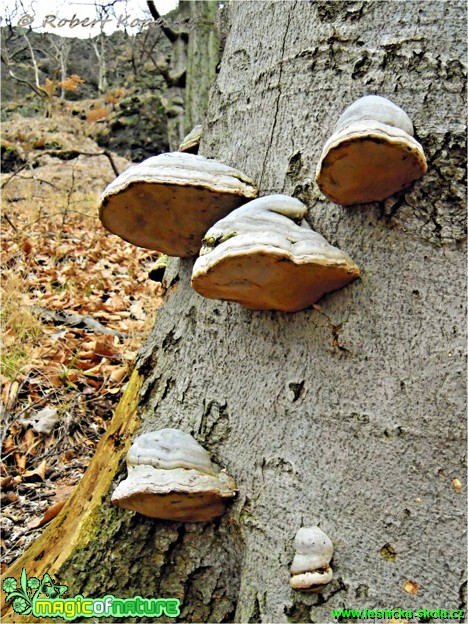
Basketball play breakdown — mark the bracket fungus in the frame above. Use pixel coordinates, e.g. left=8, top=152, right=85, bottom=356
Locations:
left=315, top=95, right=427, bottom=205
left=290, top=526, right=334, bottom=592
left=179, top=125, right=203, bottom=154
left=191, top=194, right=360, bottom=312
left=148, top=254, right=168, bottom=283
left=99, top=152, right=258, bottom=257
left=111, top=429, right=237, bottom=522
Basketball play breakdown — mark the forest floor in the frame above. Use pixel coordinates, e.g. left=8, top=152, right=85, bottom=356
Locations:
left=1, top=111, right=164, bottom=571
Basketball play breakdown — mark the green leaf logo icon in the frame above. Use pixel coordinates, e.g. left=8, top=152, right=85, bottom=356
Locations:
left=13, top=597, right=29, bottom=614
left=2, top=578, right=17, bottom=593
left=27, top=577, right=40, bottom=590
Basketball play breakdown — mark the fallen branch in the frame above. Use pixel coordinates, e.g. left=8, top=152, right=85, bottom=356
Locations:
left=31, top=306, right=130, bottom=337
left=35, top=149, right=120, bottom=176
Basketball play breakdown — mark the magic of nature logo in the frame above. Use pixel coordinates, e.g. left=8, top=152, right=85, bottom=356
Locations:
left=3, top=568, right=68, bottom=616
left=3, top=568, right=180, bottom=620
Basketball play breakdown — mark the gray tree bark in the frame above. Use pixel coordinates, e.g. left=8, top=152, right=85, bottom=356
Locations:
left=3, top=2, right=466, bottom=623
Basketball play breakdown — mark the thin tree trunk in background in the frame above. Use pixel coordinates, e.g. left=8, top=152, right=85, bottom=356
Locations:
left=2, top=3, right=466, bottom=622
left=148, top=0, right=219, bottom=148
left=185, top=0, right=219, bottom=132
left=155, top=1, right=190, bottom=150
left=92, top=33, right=108, bottom=94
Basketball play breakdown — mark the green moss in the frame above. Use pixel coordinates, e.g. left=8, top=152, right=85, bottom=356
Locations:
left=219, top=231, right=237, bottom=243
left=380, top=543, right=397, bottom=561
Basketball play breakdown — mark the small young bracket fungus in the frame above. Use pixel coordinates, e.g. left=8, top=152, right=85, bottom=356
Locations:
left=179, top=125, right=203, bottom=154
left=191, top=194, right=360, bottom=312
left=111, top=429, right=237, bottom=522
left=148, top=254, right=168, bottom=282
left=99, top=152, right=258, bottom=257
left=290, top=526, right=334, bottom=592
left=315, top=95, right=427, bottom=205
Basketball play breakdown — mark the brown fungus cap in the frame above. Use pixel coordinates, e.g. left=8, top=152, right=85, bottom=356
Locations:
left=191, top=195, right=360, bottom=312
left=99, top=152, right=258, bottom=257
left=315, top=95, right=427, bottom=206
left=111, top=429, right=237, bottom=522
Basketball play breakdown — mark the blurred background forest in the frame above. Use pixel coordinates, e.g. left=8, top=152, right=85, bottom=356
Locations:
left=1, top=0, right=222, bottom=570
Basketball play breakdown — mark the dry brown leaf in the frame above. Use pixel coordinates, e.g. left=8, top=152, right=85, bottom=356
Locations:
left=48, top=374, right=64, bottom=388
left=82, top=361, right=105, bottom=376
left=1, top=380, right=20, bottom=410
left=76, top=350, right=96, bottom=360
left=21, top=238, right=34, bottom=258
left=403, top=580, right=419, bottom=595
left=3, top=492, right=19, bottom=503
left=3, top=436, right=17, bottom=456
left=2, top=332, right=16, bottom=348
left=82, top=377, right=101, bottom=389
left=129, top=301, right=145, bottom=320
left=1, top=475, right=13, bottom=490
left=23, top=458, right=47, bottom=481
left=14, top=453, right=27, bottom=472
left=61, top=450, right=76, bottom=462
left=64, top=371, right=79, bottom=382
left=27, top=499, right=67, bottom=529
left=51, top=351, right=67, bottom=364
left=93, top=311, right=122, bottom=321
left=22, top=429, right=37, bottom=454
left=74, top=359, right=101, bottom=372
left=94, top=336, right=118, bottom=358
left=109, top=366, right=128, bottom=384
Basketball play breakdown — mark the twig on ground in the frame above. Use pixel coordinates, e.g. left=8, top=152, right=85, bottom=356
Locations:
left=1, top=212, right=18, bottom=231
left=12, top=175, right=61, bottom=190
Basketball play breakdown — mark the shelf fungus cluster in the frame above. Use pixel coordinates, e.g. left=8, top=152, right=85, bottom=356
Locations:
left=99, top=152, right=257, bottom=257
left=98, top=94, right=427, bottom=313
left=316, top=95, right=427, bottom=205
left=191, top=195, right=360, bottom=312
left=111, top=429, right=237, bottom=522
left=290, top=526, right=334, bottom=592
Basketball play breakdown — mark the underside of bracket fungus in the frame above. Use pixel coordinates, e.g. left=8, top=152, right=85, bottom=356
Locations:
left=315, top=95, right=427, bottom=205
left=191, top=194, right=360, bottom=312
left=290, top=526, right=334, bottom=592
left=99, top=152, right=257, bottom=257
left=111, top=429, right=237, bottom=522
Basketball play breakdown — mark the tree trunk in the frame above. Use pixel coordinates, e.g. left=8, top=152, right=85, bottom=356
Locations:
left=185, top=1, right=220, bottom=132
left=92, top=34, right=108, bottom=95
left=2, top=2, right=466, bottom=622
left=154, top=1, right=219, bottom=149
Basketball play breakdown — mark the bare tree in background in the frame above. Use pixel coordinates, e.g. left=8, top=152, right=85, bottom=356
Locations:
left=146, top=0, right=220, bottom=149
left=1, top=1, right=49, bottom=102
left=48, top=35, right=72, bottom=99
left=90, top=0, right=128, bottom=94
